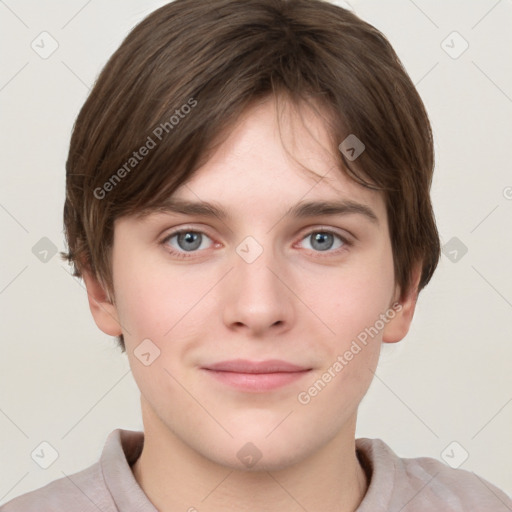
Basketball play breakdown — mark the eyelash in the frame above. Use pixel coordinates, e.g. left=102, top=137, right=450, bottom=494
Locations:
left=159, top=226, right=352, bottom=260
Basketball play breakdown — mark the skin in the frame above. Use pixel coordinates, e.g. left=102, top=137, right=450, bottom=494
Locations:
left=83, top=94, right=421, bottom=512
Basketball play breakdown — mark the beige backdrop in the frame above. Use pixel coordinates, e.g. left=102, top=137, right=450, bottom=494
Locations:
left=1, top=0, right=511, bottom=503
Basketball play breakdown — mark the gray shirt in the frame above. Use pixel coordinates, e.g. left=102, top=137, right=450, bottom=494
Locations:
left=1, top=428, right=511, bottom=511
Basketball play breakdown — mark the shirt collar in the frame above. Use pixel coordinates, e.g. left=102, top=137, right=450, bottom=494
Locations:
left=101, top=428, right=394, bottom=512
left=101, top=428, right=158, bottom=511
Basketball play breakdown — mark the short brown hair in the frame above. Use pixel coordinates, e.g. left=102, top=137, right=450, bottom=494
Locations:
left=61, top=0, right=441, bottom=353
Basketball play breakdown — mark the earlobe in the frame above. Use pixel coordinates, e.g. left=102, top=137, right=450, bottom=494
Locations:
left=82, top=269, right=123, bottom=336
left=382, top=263, right=422, bottom=344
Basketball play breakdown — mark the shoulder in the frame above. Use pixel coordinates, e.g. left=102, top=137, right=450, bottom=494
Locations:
left=356, top=438, right=512, bottom=512
left=0, top=461, right=114, bottom=512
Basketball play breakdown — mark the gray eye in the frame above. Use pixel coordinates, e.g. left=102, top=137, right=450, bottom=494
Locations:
left=301, top=231, right=345, bottom=252
left=165, top=230, right=213, bottom=253
left=310, top=232, right=335, bottom=251
left=176, top=232, right=203, bottom=251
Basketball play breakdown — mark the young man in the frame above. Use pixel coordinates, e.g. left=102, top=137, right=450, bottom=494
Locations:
left=2, top=0, right=511, bottom=510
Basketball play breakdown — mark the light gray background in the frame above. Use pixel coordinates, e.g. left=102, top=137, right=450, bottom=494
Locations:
left=1, top=0, right=511, bottom=504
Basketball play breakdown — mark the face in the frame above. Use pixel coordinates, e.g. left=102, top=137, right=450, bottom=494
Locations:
left=86, top=95, right=418, bottom=471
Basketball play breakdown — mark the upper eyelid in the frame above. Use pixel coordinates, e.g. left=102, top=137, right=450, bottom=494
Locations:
left=161, top=225, right=352, bottom=247
left=160, top=225, right=215, bottom=242
left=161, top=223, right=352, bottom=238
left=297, top=228, right=353, bottom=247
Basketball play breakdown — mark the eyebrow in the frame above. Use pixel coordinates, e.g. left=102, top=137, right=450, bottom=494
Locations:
left=139, top=198, right=379, bottom=225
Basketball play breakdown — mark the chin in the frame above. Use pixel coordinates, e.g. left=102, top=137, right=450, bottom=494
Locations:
left=197, top=432, right=316, bottom=473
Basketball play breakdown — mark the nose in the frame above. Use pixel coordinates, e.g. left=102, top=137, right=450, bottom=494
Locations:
left=221, top=238, right=295, bottom=337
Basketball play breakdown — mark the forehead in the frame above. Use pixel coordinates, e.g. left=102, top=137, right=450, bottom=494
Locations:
left=164, top=95, right=387, bottom=223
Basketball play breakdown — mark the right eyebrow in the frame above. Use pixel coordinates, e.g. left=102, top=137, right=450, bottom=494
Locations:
left=136, top=199, right=229, bottom=220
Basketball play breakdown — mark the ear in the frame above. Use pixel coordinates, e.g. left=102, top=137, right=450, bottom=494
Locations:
left=82, top=268, right=123, bottom=336
left=382, top=262, right=422, bottom=344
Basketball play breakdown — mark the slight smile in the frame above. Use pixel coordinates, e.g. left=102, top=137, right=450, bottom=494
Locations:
left=200, top=359, right=313, bottom=392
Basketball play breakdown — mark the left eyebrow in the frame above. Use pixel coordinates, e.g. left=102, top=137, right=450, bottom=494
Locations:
left=286, top=199, right=379, bottom=225
left=136, top=198, right=379, bottom=226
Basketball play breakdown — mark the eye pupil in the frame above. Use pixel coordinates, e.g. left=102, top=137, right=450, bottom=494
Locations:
left=178, top=231, right=202, bottom=251
left=311, top=232, right=334, bottom=251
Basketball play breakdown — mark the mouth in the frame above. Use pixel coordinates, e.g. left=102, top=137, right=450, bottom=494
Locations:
left=200, top=359, right=312, bottom=392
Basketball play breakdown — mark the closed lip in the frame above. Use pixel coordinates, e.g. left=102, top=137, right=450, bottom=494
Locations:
left=201, top=359, right=311, bottom=373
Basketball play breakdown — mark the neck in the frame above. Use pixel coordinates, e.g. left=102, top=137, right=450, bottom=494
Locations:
left=131, top=407, right=368, bottom=512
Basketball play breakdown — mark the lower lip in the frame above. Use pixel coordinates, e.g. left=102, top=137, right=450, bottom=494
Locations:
left=202, top=369, right=311, bottom=392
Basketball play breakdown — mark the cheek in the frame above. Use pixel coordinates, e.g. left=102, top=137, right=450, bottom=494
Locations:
left=113, top=259, right=202, bottom=403
left=311, top=244, right=395, bottom=347
left=295, top=254, right=394, bottom=415
left=112, top=245, right=202, bottom=336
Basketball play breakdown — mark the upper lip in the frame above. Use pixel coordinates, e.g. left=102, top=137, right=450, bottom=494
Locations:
left=202, top=359, right=310, bottom=373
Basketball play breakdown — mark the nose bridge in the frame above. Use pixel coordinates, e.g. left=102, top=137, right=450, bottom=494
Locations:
left=222, top=232, right=293, bottom=332
left=233, top=232, right=281, bottom=292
